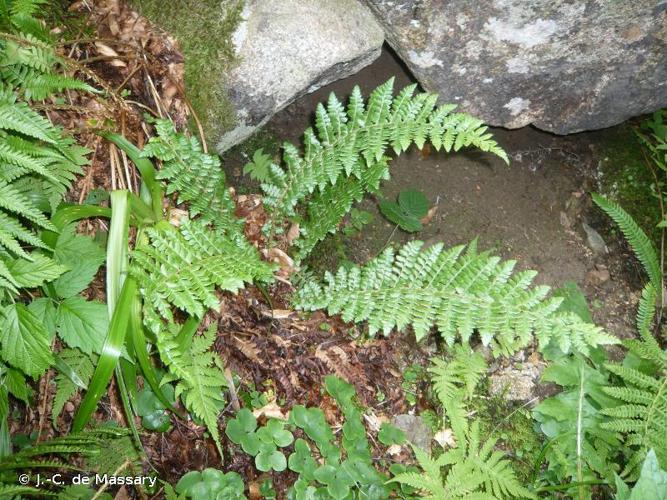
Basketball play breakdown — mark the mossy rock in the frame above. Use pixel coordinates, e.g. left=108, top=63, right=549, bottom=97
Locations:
left=596, top=123, right=661, bottom=244
left=130, top=0, right=243, bottom=143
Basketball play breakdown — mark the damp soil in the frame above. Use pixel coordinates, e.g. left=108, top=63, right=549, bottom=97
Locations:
left=225, top=46, right=644, bottom=342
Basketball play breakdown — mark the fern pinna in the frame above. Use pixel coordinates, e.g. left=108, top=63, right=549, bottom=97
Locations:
left=131, top=217, right=274, bottom=334
left=256, top=79, right=507, bottom=259
left=140, top=118, right=242, bottom=233
left=295, top=240, right=617, bottom=356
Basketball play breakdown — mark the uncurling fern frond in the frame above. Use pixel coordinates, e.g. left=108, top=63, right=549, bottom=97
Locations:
left=592, top=193, right=661, bottom=292
left=263, top=79, right=507, bottom=218
left=141, top=118, right=241, bottom=233
left=131, top=218, right=274, bottom=333
left=295, top=240, right=617, bottom=356
left=159, top=323, right=227, bottom=458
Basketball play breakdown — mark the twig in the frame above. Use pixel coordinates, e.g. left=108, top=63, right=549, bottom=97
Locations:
left=91, top=459, right=130, bottom=500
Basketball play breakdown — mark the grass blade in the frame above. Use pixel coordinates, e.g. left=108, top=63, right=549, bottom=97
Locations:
left=72, top=191, right=133, bottom=431
left=100, top=131, right=163, bottom=219
left=72, top=277, right=136, bottom=431
left=106, top=191, right=129, bottom=315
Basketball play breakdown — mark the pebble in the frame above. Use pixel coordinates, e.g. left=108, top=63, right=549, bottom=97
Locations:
left=581, top=221, right=608, bottom=253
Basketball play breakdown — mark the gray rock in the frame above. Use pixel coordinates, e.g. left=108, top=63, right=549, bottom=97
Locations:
left=362, top=1, right=667, bottom=134
left=582, top=221, right=608, bottom=254
left=216, top=0, right=384, bottom=152
left=489, top=364, right=542, bottom=401
left=392, top=414, right=432, bottom=452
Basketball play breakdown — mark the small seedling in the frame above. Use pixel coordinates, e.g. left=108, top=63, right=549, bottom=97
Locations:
left=379, top=188, right=430, bottom=232
left=343, top=208, right=374, bottom=236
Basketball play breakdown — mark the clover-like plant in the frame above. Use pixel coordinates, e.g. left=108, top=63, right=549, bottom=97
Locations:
left=175, top=468, right=246, bottom=499
left=225, top=409, right=294, bottom=472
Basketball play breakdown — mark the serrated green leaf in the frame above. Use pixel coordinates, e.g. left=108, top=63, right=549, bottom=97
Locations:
left=378, top=423, right=406, bottom=445
left=379, top=200, right=422, bottom=232
left=398, top=189, right=429, bottom=218
left=55, top=297, right=108, bottom=355
left=52, top=224, right=105, bottom=298
left=6, top=253, right=67, bottom=288
left=628, top=449, right=667, bottom=499
left=27, top=296, right=57, bottom=335
left=0, top=303, right=53, bottom=377
left=4, top=367, right=31, bottom=403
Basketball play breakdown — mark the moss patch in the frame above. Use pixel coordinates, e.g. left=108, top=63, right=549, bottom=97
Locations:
left=474, top=391, right=544, bottom=483
left=130, top=0, right=243, bottom=143
left=596, top=123, right=661, bottom=243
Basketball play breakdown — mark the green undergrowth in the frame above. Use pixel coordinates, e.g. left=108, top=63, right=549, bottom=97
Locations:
left=474, top=390, right=544, bottom=484
left=130, top=0, right=243, bottom=141
left=596, top=123, right=661, bottom=244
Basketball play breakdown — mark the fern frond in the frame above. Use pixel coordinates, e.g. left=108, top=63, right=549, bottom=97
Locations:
left=428, top=345, right=486, bottom=438
left=141, top=118, right=241, bottom=232
left=132, top=218, right=273, bottom=332
left=391, top=423, right=532, bottom=499
left=0, top=427, right=129, bottom=469
left=592, top=193, right=661, bottom=291
left=52, top=348, right=95, bottom=423
left=0, top=96, right=57, bottom=143
left=259, top=79, right=507, bottom=247
left=158, top=323, right=226, bottom=458
left=0, top=179, right=55, bottom=230
left=295, top=240, right=617, bottom=356
left=601, top=341, right=667, bottom=479
left=464, top=422, right=534, bottom=498
left=293, top=156, right=389, bottom=260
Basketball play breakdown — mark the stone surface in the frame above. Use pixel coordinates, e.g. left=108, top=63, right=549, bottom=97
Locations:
left=216, top=0, right=384, bottom=152
left=489, top=363, right=542, bottom=401
left=392, top=414, right=432, bottom=452
left=362, top=0, right=667, bottom=134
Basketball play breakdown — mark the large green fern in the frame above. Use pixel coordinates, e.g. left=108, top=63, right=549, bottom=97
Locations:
left=0, top=1, right=92, bottom=308
left=255, top=79, right=507, bottom=259
left=600, top=284, right=667, bottom=479
left=390, top=421, right=533, bottom=499
left=295, top=240, right=616, bottom=356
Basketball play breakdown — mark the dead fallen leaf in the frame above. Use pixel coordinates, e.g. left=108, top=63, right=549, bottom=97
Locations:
left=363, top=411, right=388, bottom=432
left=420, top=205, right=438, bottom=225
left=434, top=428, right=456, bottom=448
left=262, top=248, right=296, bottom=276
left=260, top=309, right=293, bottom=320
left=286, top=223, right=300, bottom=245
left=169, top=208, right=189, bottom=226
left=387, top=444, right=403, bottom=456
left=253, top=400, right=289, bottom=421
